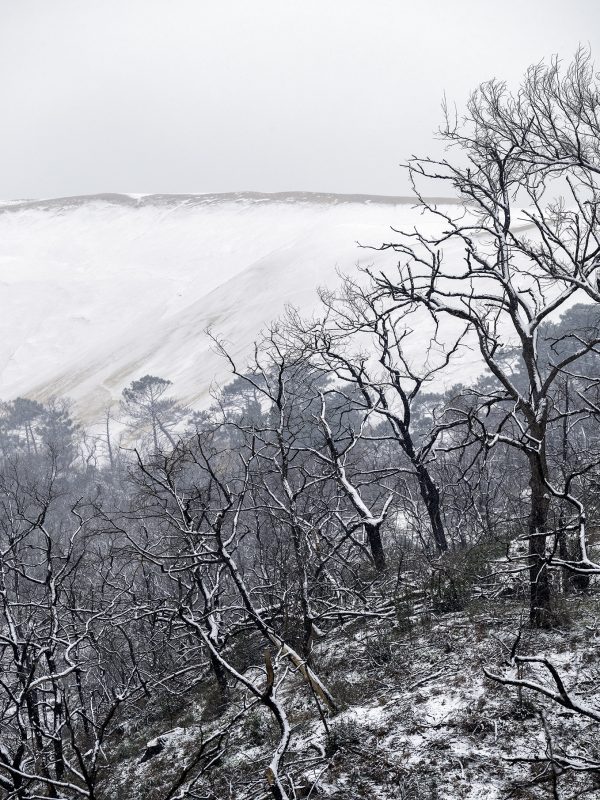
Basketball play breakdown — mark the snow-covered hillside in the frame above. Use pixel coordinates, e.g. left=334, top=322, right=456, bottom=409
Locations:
left=0, top=192, right=466, bottom=420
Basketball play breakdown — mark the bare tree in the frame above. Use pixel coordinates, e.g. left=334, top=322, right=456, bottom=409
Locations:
left=370, top=51, right=600, bottom=625
left=0, top=451, right=151, bottom=799
left=284, top=279, right=468, bottom=556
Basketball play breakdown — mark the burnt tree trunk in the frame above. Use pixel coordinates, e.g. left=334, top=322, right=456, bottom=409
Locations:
left=210, top=652, right=229, bottom=704
left=364, top=521, right=386, bottom=571
left=416, top=464, right=448, bottom=553
left=528, top=450, right=552, bottom=627
left=402, top=429, right=448, bottom=554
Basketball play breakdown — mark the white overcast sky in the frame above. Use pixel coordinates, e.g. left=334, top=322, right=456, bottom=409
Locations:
left=0, top=1, right=598, bottom=200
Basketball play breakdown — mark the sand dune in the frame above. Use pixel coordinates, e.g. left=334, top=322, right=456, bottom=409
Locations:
left=0, top=192, right=476, bottom=420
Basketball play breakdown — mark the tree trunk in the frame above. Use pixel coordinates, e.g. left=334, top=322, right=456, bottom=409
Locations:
left=558, top=382, right=572, bottom=595
left=210, top=651, right=229, bottom=705
left=151, top=414, right=159, bottom=453
left=290, top=522, right=315, bottom=658
left=528, top=452, right=552, bottom=627
left=557, top=524, right=571, bottom=595
left=416, top=465, right=448, bottom=553
left=364, top=521, right=386, bottom=571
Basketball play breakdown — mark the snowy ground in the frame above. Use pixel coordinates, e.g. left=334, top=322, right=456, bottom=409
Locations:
left=107, top=591, right=600, bottom=800
left=0, top=192, right=481, bottom=421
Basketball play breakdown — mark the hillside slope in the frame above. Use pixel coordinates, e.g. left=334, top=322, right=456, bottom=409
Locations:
left=0, top=192, right=470, bottom=420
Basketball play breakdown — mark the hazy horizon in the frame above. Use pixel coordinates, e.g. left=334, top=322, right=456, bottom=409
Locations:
left=0, top=189, right=463, bottom=204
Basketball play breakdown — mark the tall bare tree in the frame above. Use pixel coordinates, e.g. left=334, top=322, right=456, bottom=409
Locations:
left=370, top=51, right=600, bottom=625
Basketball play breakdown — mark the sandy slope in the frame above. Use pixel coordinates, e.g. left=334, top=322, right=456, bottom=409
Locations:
left=0, top=192, right=473, bottom=420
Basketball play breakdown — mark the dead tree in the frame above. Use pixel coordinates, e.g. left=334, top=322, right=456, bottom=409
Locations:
left=486, top=652, right=600, bottom=789
left=311, top=392, right=393, bottom=571
left=0, top=453, right=150, bottom=799
left=371, top=51, right=600, bottom=625
left=130, top=429, right=337, bottom=713
left=284, top=280, right=467, bottom=555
